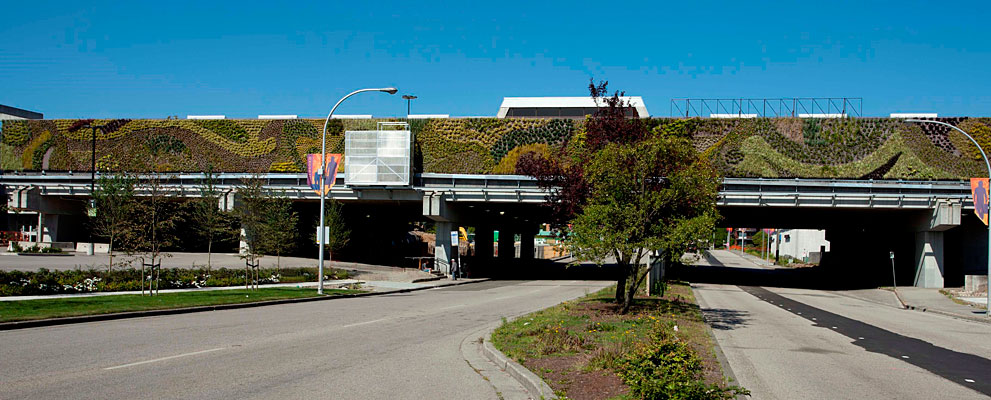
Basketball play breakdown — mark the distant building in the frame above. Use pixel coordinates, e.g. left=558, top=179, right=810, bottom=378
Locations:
left=0, top=104, right=43, bottom=120
left=497, top=97, right=649, bottom=119
left=776, top=229, right=830, bottom=262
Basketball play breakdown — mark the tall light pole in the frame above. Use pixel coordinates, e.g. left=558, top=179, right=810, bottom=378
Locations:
left=906, top=119, right=991, bottom=316
left=82, top=124, right=104, bottom=256
left=317, top=87, right=397, bottom=294
left=402, top=95, right=417, bottom=116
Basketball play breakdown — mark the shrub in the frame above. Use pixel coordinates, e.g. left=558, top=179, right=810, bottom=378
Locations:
left=619, top=338, right=747, bottom=399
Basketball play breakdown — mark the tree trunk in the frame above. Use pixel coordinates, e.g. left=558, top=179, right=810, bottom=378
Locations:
left=207, top=239, right=212, bottom=271
left=615, top=263, right=627, bottom=305
left=108, top=236, right=114, bottom=274
left=245, top=262, right=250, bottom=290
left=622, top=266, right=649, bottom=314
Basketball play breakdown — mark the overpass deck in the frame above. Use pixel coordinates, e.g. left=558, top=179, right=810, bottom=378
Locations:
left=1, top=172, right=975, bottom=209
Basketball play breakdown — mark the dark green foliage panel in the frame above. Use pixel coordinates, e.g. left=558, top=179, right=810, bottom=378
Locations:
left=0, top=117, right=985, bottom=180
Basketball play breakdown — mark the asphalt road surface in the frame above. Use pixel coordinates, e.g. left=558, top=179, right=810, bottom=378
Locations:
left=695, top=283, right=991, bottom=399
left=0, top=280, right=611, bottom=399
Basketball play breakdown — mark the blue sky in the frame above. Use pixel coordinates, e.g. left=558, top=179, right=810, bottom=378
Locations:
left=2, top=1, right=990, bottom=118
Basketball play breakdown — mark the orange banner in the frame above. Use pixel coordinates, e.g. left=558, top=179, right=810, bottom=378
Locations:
left=971, top=178, right=989, bottom=225
left=307, top=154, right=342, bottom=195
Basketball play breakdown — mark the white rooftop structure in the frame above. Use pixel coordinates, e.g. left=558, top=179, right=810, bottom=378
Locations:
left=186, top=115, right=225, bottom=120
left=258, top=114, right=298, bottom=119
left=890, top=113, right=938, bottom=118
left=331, top=115, right=373, bottom=119
left=407, top=114, right=449, bottom=119
left=497, top=96, right=649, bottom=119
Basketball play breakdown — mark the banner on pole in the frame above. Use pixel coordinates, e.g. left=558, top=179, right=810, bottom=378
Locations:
left=971, top=178, right=989, bottom=225
left=307, top=154, right=342, bottom=195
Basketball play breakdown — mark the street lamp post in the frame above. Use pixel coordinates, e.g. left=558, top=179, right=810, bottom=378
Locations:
left=402, top=95, right=417, bottom=116
left=83, top=124, right=104, bottom=256
left=317, top=87, right=397, bottom=294
left=906, top=119, right=991, bottom=316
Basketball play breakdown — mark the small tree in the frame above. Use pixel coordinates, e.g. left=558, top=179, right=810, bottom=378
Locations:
left=128, top=169, right=183, bottom=295
left=192, top=168, right=238, bottom=270
left=315, top=199, right=350, bottom=278
left=90, top=172, right=136, bottom=273
left=234, top=177, right=269, bottom=289
left=260, top=193, right=298, bottom=274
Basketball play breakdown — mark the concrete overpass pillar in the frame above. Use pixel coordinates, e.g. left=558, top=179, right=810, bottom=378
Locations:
left=911, top=200, right=961, bottom=288
left=475, top=225, right=493, bottom=259
left=914, top=231, right=945, bottom=288
left=498, top=228, right=515, bottom=258
left=519, top=229, right=535, bottom=260
left=435, top=221, right=453, bottom=275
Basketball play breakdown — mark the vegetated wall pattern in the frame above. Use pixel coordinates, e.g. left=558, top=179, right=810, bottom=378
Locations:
left=1, top=117, right=988, bottom=180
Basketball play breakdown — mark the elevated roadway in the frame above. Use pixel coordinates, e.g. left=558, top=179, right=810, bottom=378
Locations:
left=2, top=173, right=980, bottom=289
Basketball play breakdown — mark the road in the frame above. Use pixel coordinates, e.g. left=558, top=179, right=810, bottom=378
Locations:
left=695, top=283, right=991, bottom=399
left=0, top=280, right=611, bottom=399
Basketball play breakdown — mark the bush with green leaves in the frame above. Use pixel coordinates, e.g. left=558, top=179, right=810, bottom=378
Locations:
left=619, top=329, right=748, bottom=400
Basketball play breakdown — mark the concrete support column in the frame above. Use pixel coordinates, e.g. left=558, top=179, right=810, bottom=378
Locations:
left=475, top=225, right=493, bottom=259
left=42, top=214, right=59, bottom=242
left=36, top=212, right=43, bottom=244
left=914, top=231, right=945, bottom=288
left=435, top=221, right=453, bottom=275
left=519, top=229, right=535, bottom=260
left=498, top=228, right=515, bottom=259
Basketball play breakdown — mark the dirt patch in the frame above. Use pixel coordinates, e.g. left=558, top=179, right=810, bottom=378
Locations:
left=527, top=355, right=627, bottom=400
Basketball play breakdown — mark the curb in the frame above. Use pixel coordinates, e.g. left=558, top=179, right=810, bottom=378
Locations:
left=411, top=276, right=444, bottom=283
left=481, top=332, right=557, bottom=399
left=888, top=288, right=991, bottom=325
left=0, top=278, right=490, bottom=331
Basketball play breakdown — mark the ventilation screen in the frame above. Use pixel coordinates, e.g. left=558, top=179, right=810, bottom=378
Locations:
left=344, top=130, right=412, bottom=186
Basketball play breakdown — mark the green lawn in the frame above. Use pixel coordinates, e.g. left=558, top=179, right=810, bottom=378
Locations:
left=0, top=287, right=360, bottom=323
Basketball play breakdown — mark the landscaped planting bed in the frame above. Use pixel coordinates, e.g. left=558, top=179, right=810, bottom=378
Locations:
left=0, top=267, right=350, bottom=296
left=492, top=283, right=747, bottom=400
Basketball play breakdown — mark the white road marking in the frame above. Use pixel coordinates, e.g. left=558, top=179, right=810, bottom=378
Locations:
left=966, top=379, right=975, bottom=383
left=901, top=355, right=910, bottom=359
left=104, top=347, right=226, bottom=370
left=342, top=318, right=389, bottom=328
left=858, top=337, right=865, bottom=340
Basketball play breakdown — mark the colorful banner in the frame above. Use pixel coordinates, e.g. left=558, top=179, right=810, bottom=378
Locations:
left=972, top=178, right=989, bottom=225
left=307, top=153, right=342, bottom=195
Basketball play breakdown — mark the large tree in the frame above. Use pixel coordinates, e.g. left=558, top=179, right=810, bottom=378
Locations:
left=519, top=80, right=720, bottom=312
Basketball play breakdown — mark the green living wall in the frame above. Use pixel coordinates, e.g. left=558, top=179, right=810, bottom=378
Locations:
left=1, top=117, right=988, bottom=180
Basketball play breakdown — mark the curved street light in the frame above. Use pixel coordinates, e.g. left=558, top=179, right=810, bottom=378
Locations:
left=317, top=87, right=397, bottom=294
left=906, top=119, right=991, bottom=316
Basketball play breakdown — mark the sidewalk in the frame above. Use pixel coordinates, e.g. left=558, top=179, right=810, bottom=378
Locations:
left=0, top=278, right=479, bottom=302
left=894, top=287, right=990, bottom=322
left=701, top=249, right=774, bottom=269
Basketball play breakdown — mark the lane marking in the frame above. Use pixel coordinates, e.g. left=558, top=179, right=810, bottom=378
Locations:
left=967, top=379, right=976, bottom=383
left=341, top=318, right=388, bottom=328
left=104, top=347, right=226, bottom=370
left=902, top=355, right=910, bottom=359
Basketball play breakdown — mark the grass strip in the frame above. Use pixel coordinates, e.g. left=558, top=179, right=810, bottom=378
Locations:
left=0, top=287, right=360, bottom=322
left=492, top=282, right=747, bottom=399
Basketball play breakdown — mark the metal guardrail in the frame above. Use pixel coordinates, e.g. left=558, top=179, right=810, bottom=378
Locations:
left=1, top=173, right=973, bottom=209
left=719, top=178, right=972, bottom=209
